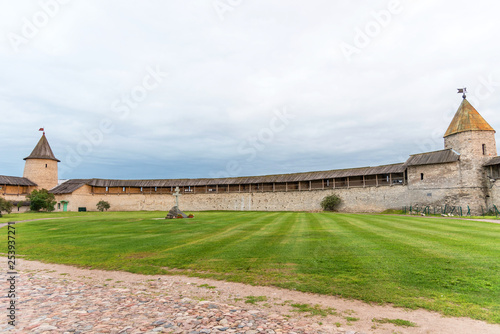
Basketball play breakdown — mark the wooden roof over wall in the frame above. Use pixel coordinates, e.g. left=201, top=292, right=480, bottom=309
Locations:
left=405, top=149, right=460, bottom=166
left=484, top=156, right=500, bottom=167
left=50, top=163, right=406, bottom=193
left=50, top=180, right=88, bottom=194
left=0, top=175, right=37, bottom=186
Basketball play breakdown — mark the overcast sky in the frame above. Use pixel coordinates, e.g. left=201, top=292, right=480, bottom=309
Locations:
left=1, top=0, right=500, bottom=180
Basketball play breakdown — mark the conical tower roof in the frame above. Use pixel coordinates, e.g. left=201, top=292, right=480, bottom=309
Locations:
left=444, top=98, right=495, bottom=137
left=24, top=134, right=60, bottom=162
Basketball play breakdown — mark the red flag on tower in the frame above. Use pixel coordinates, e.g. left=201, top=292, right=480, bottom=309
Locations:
left=39, top=128, right=44, bottom=131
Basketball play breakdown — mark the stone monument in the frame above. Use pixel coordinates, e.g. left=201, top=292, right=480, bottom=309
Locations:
left=166, top=186, right=188, bottom=219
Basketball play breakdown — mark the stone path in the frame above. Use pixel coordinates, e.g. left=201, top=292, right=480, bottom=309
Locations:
left=1, top=268, right=342, bottom=333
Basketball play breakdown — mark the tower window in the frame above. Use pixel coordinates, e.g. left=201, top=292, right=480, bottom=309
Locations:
left=45, top=164, right=47, bottom=168
left=421, top=173, right=424, bottom=180
left=482, top=144, right=486, bottom=155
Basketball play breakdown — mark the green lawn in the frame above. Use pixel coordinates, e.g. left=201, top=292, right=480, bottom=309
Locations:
left=2, top=211, right=499, bottom=323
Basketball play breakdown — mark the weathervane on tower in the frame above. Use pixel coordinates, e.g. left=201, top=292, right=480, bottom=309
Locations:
left=457, top=87, right=467, bottom=99
left=39, top=127, right=45, bottom=135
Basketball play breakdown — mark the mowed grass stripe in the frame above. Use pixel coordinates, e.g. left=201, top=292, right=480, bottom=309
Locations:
left=145, top=212, right=279, bottom=268
left=156, top=212, right=272, bottom=253
left=315, top=215, right=499, bottom=304
left=184, top=212, right=299, bottom=279
left=215, top=212, right=296, bottom=260
left=327, top=214, right=500, bottom=312
left=353, top=215, right=500, bottom=262
left=370, top=215, right=500, bottom=243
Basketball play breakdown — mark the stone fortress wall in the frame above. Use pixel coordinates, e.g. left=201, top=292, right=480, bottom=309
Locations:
left=56, top=184, right=410, bottom=213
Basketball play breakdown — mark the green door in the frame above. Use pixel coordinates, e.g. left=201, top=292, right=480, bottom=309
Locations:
left=62, top=201, right=68, bottom=212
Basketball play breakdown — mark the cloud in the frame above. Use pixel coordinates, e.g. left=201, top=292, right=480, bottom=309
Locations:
left=1, top=0, right=500, bottom=180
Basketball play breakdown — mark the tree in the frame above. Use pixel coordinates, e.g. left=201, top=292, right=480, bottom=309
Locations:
left=0, top=197, right=13, bottom=217
left=96, top=200, right=111, bottom=212
left=26, top=189, right=56, bottom=212
left=321, top=194, right=341, bottom=211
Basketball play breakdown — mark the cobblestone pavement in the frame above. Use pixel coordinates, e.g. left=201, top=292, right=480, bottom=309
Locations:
left=1, top=270, right=349, bottom=333
left=1, top=259, right=499, bottom=334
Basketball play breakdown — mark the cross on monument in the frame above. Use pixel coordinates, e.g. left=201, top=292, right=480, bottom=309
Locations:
left=173, top=186, right=182, bottom=207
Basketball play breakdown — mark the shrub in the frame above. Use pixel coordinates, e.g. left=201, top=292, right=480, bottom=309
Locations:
left=320, top=194, right=341, bottom=211
left=26, top=189, right=56, bottom=212
left=96, top=200, right=111, bottom=212
left=0, top=197, right=13, bottom=216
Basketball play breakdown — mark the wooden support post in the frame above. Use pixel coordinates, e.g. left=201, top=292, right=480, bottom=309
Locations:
left=309, top=181, right=311, bottom=191
left=347, top=177, right=350, bottom=189
left=363, top=175, right=366, bottom=187
left=273, top=183, right=275, bottom=192
left=322, top=179, right=324, bottom=190
left=216, top=184, right=219, bottom=193
left=298, top=182, right=301, bottom=191
left=389, top=173, right=392, bottom=186
left=376, top=174, right=379, bottom=187
left=285, top=182, right=288, bottom=192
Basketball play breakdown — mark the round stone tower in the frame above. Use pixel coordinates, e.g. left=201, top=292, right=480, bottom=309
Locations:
left=443, top=97, right=497, bottom=209
left=23, top=134, right=60, bottom=190
left=444, top=98, right=497, bottom=159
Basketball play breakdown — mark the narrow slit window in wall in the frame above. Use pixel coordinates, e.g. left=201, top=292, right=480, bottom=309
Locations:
left=421, top=173, right=424, bottom=180
left=483, top=144, right=486, bottom=155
